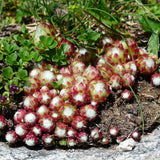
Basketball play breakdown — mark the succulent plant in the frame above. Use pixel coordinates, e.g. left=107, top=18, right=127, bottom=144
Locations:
left=104, top=46, right=128, bottom=65
left=109, top=127, right=119, bottom=137
left=15, top=123, right=28, bottom=138
left=71, top=116, right=87, bottom=131
left=77, top=132, right=88, bottom=144
left=5, top=130, right=18, bottom=144
left=79, top=104, right=98, bottom=121
left=121, top=89, right=133, bottom=101
left=23, top=95, right=39, bottom=111
left=42, top=134, right=55, bottom=147
left=151, top=73, right=160, bottom=87
left=24, top=112, right=38, bottom=126
left=136, top=54, right=157, bottom=75
left=23, top=132, right=39, bottom=147
left=89, top=79, right=111, bottom=103
left=90, top=128, right=103, bottom=141
left=130, top=131, right=141, bottom=141
left=0, top=115, right=7, bottom=130
left=13, top=109, right=27, bottom=124
left=54, top=122, right=68, bottom=139
left=39, top=115, right=55, bottom=133
left=59, top=103, right=78, bottom=123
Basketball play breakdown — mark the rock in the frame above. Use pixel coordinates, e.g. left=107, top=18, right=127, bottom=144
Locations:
left=1, top=126, right=160, bottom=160
left=116, top=138, right=137, bottom=151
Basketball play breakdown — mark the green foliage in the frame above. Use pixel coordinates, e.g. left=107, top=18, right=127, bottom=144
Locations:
left=53, top=43, right=68, bottom=66
left=138, top=16, right=160, bottom=33
left=5, top=53, right=18, bottom=66
left=77, top=28, right=101, bottom=46
left=36, top=35, right=68, bottom=66
left=0, top=25, right=42, bottom=104
left=16, top=69, right=28, bottom=80
left=16, top=2, right=33, bottom=23
left=138, top=7, right=160, bottom=57
left=37, top=36, right=58, bottom=50
left=2, top=67, right=14, bottom=79
left=53, top=80, right=63, bottom=89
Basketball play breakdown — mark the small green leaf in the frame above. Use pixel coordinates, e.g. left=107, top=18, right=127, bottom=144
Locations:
left=77, top=29, right=100, bottom=42
left=16, top=69, right=28, bottom=80
left=19, top=24, right=28, bottom=34
left=88, top=32, right=101, bottom=41
left=39, top=36, right=46, bottom=44
left=2, top=67, right=14, bottom=79
left=53, top=80, right=62, bottom=89
left=148, top=30, right=159, bottom=56
left=0, top=53, right=3, bottom=61
left=48, top=40, right=58, bottom=49
left=19, top=48, right=32, bottom=61
left=16, top=9, right=23, bottom=23
left=10, top=77, right=19, bottom=86
left=3, top=41, right=10, bottom=53
left=59, top=139, right=67, bottom=146
left=77, top=33, right=88, bottom=41
left=31, top=51, right=43, bottom=62
left=47, top=36, right=54, bottom=45
left=59, top=43, right=70, bottom=54
left=5, top=53, right=18, bottom=65
left=139, top=16, right=160, bottom=33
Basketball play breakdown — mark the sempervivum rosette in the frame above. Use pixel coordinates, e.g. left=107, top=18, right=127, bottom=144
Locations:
left=0, top=115, right=7, bottom=130
left=83, top=65, right=102, bottom=82
left=115, top=38, right=139, bottom=61
left=23, top=132, right=39, bottom=147
left=109, top=75, right=122, bottom=90
left=59, top=103, right=78, bottom=123
left=71, top=116, right=87, bottom=131
left=42, top=134, right=55, bottom=147
left=39, top=115, right=55, bottom=133
left=136, top=54, right=158, bottom=75
left=79, top=104, right=98, bottom=121
left=151, top=73, right=160, bottom=87
left=75, top=48, right=93, bottom=63
left=5, top=130, right=18, bottom=145
left=98, top=36, right=114, bottom=54
left=23, top=95, right=39, bottom=112
left=123, top=60, right=138, bottom=76
left=70, top=59, right=86, bottom=75
left=88, top=79, right=111, bottom=104
left=104, top=46, right=128, bottom=65
left=39, top=70, right=57, bottom=88
left=54, top=122, right=68, bottom=139
left=90, top=128, right=103, bottom=141
left=122, top=73, right=136, bottom=88
left=13, top=109, right=27, bottom=124
left=23, top=78, right=40, bottom=95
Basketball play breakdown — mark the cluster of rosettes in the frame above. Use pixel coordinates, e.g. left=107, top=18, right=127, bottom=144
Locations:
left=4, top=60, right=113, bottom=147
left=4, top=23, right=160, bottom=148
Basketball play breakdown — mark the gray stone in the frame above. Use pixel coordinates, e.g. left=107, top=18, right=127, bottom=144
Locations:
left=116, top=138, right=137, bottom=151
left=1, top=126, right=160, bottom=160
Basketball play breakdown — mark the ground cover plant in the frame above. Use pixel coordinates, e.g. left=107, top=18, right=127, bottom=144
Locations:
left=0, top=0, right=160, bottom=149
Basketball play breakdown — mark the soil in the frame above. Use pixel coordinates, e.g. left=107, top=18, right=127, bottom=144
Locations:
left=0, top=23, right=160, bottom=148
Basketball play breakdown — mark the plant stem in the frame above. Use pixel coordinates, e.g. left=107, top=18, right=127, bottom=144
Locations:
left=84, top=10, right=122, bottom=36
